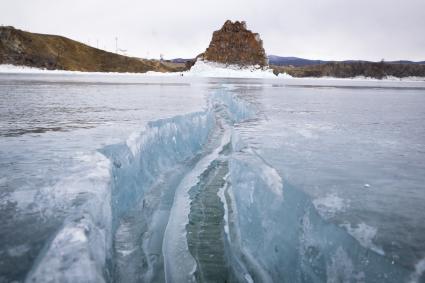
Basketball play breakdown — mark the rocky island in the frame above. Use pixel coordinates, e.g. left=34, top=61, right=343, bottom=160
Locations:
left=200, top=20, right=268, bottom=67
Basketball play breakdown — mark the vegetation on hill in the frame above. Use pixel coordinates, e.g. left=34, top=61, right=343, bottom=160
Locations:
left=272, top=61, right=425, bottom=79
left=0, top=26, right=185, bottom=73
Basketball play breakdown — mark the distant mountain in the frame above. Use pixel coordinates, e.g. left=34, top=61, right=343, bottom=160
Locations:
left=0, top=26, right=186, bottom=73
left=268, top=55, right=329, bottom=66
left=268, top=55, right=425, bottom=67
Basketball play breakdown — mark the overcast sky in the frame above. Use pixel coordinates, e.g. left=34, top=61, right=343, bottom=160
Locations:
left=1, top=0, right=424, bottom=61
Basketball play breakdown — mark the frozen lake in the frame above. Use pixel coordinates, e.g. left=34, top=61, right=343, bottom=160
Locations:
left=0, top=73, right=424, bottom=282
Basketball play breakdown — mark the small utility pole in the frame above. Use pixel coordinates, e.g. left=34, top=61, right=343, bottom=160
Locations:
left=115, top=37, right=118, bottom=53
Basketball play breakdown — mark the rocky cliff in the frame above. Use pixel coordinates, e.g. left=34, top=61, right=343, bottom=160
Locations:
left=201, top=20, right=268, bottom=67
left=0, top=26, right=185, bottom=73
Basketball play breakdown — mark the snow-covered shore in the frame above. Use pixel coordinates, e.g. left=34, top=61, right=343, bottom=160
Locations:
left=1, top=62, right=424, bottom=81
left=0, top=61, right=283, bottom=79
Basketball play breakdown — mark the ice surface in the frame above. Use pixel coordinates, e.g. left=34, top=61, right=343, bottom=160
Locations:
left=240, top=80, right=425, bottom=272
left=0, top=73, right=206, bottom=282
left=27, top=152, right=112, bottom=282
left=1, top=73, right=425, bottom=282
left=227, top=144, right=410, bottom=282
left=220, top=89, right=420, bottom=282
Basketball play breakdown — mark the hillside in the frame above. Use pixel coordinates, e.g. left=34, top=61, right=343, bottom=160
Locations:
left=272, top=61, right=425, bottom=79
left=269, top=55, right=425, bottom=78
left=0, top=26, right=186, bottom=73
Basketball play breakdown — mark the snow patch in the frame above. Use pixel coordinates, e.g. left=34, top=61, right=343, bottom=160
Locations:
left=0, top=64, right=46, bottom=73
left=313, top=193, right=347, bottom=219
left=7, top=244, right=31, bottom=257
left=410, top=257, right=425, bottom=283
left=218, top=174, right=230, bottom=237
left=27, top=217, right=108, bottom=283
left=326, top=247, right=365, bottom=283
left=0, top=64, right=121, bottom=75
left=341, top=222, right=385, bottom=255
left=186, top=60, right=278, bottom=79
left=289, top=75, right=425, bottom=82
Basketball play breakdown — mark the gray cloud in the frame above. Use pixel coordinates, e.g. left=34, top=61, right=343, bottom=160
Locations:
left=1, top=0, right=424, bottom=61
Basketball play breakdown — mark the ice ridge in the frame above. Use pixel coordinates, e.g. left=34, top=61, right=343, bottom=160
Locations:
left=26, top=89, right=416, bottom=283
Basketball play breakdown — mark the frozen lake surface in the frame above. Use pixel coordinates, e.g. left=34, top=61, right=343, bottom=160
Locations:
left=0, top=73, right=424, bottom=282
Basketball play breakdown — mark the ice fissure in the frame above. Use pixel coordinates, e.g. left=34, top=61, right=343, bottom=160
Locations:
left=26, top=90, right=415, bottom=282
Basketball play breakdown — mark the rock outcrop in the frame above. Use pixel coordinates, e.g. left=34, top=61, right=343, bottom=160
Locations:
left=201, top=20, right=268, bottom=67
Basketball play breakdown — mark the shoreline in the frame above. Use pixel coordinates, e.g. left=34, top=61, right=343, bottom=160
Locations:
left=1, top=64, right=425, bottom=82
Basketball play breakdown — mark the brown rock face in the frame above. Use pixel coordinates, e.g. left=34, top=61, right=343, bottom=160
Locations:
left=202, top=20, right=268, bottom=67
